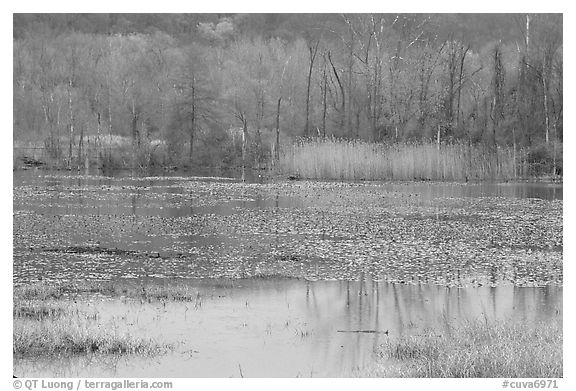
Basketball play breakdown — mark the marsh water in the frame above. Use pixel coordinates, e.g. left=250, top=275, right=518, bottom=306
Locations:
left=13, top=169, right=563, bottom=377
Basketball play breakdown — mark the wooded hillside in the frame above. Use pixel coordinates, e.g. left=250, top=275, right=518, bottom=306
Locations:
left=13, top=14, right=562, bottom=171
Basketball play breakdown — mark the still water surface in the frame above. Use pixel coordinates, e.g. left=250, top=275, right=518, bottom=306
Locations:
left=13, top=170, right=563, bottom=377
left=15, top=278, right=562, bottom=377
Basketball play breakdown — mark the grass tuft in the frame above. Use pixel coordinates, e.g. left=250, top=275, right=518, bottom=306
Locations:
left=14, top=281, right=202, bottom=302
left=13, top=302, right=67, bottom=320
left=366, top=318, right=562, bottom=378
left=13, top=281, right=179, bottom=358
left=14, top=319, right=172, bottom=357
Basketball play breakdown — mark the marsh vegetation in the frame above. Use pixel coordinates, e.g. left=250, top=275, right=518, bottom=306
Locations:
left=13, top=171, right=562, bottom=377
left=279, top=139, right=532, bottom=181
left=14, top=307, right=172, bottom=359
left=363, top=318, right=562, bottom=377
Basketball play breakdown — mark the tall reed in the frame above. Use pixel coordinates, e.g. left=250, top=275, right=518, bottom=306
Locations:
left=279, top=138, right=528, bottom=181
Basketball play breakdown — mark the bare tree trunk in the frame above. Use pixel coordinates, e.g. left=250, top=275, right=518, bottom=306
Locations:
left=107, top=82, right=113, bottom=165
left=96, top=112, right=102, bottom=168
left=328, top=51, right=345, bottom=130
left=552, top=122, right=557, bottom=176
left=456, top=46, right=469, bottom=130
left=131, top=99, right=139, bottom=168
left=543, top=83, right=550, bottom=144
left=346, top=26, right=354, bottom=136
left=56, top=102, right=61, bottom=159
left=131, top=102, right=139, bottom=147
left=189, top=116, right=195, bottom=166
left=372, top=65, right=378, bottom=140
left=41, top=93, right=56, bottom=156
left=107, top=38, right=114, bottom=166
left=437, top=124, right=441, bottom=180
left=242, top=117, right=248, bottom=182
left=491, top=96, right=499, bottom=173
left=275, top=97, right=281, bottom=161
left=491, top=45, right=505, bottom=156
left=512, top=127, right=517, bottom=178
left=542, top=57, right=550, bottom=144
left=131, top=115, right=138, bottom=145
left=78, top=125, right=84, bottom=170
left=516, top=56, right=525, bottom=149
left=445, top=43, right=457, bottom=135
left=389, top=40, right=402, bottom=142
left=321, top=61, right=327, bottom=138
left=468, top=118, right=473, bottom=179
left=189, top=76, right=196, bottom=165
left=85, top=137, right=90, bottom=173
left=526, top=14, right=531, bottom=60
left=67, top=78, right=74, bottom=170
left=304, top=40, right=320, bottom=137
left=491, top=96, right=497, bottom=148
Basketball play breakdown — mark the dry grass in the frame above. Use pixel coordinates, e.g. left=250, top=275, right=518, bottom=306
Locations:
left=362, top=317, right=562, bottom=378
left=14, top=317, right=171, bottom=357
left=279, top=139, right=529, bottom=181
left=13, top=284, right=175, bottom=357
left=14, top=280, right=202, bottom=302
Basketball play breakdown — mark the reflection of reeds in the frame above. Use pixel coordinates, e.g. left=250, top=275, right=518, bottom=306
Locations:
left=367, top=317, right=562, bottom=377
left=295, top=329, right=312, bottom=339
left=279, top=139, right=528, bottom=181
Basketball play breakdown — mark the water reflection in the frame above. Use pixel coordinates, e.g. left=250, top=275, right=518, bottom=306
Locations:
left=14, top=170, right=303, bottom=218
left=378, top=181, right=563, bottom=201
left=14, top=277, right=562, bottom=378
left=13, top=171, right=562, bottom=222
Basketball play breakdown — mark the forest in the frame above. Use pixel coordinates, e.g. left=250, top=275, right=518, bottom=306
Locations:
left=13, top=14, right=563, bottom=176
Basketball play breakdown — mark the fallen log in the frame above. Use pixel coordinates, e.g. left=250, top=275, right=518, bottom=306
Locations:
left=337, top=330, right=389, bottom=334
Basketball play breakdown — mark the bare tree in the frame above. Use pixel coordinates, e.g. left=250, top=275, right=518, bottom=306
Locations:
left=490, top=44, right=505, bottom=151
left=304, top=39, right=320, bottom=137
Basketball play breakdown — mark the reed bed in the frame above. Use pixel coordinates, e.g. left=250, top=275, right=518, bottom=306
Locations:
left=362, top=317, right=562, bottom=378
left=279, top=139, right=528, bottom=181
